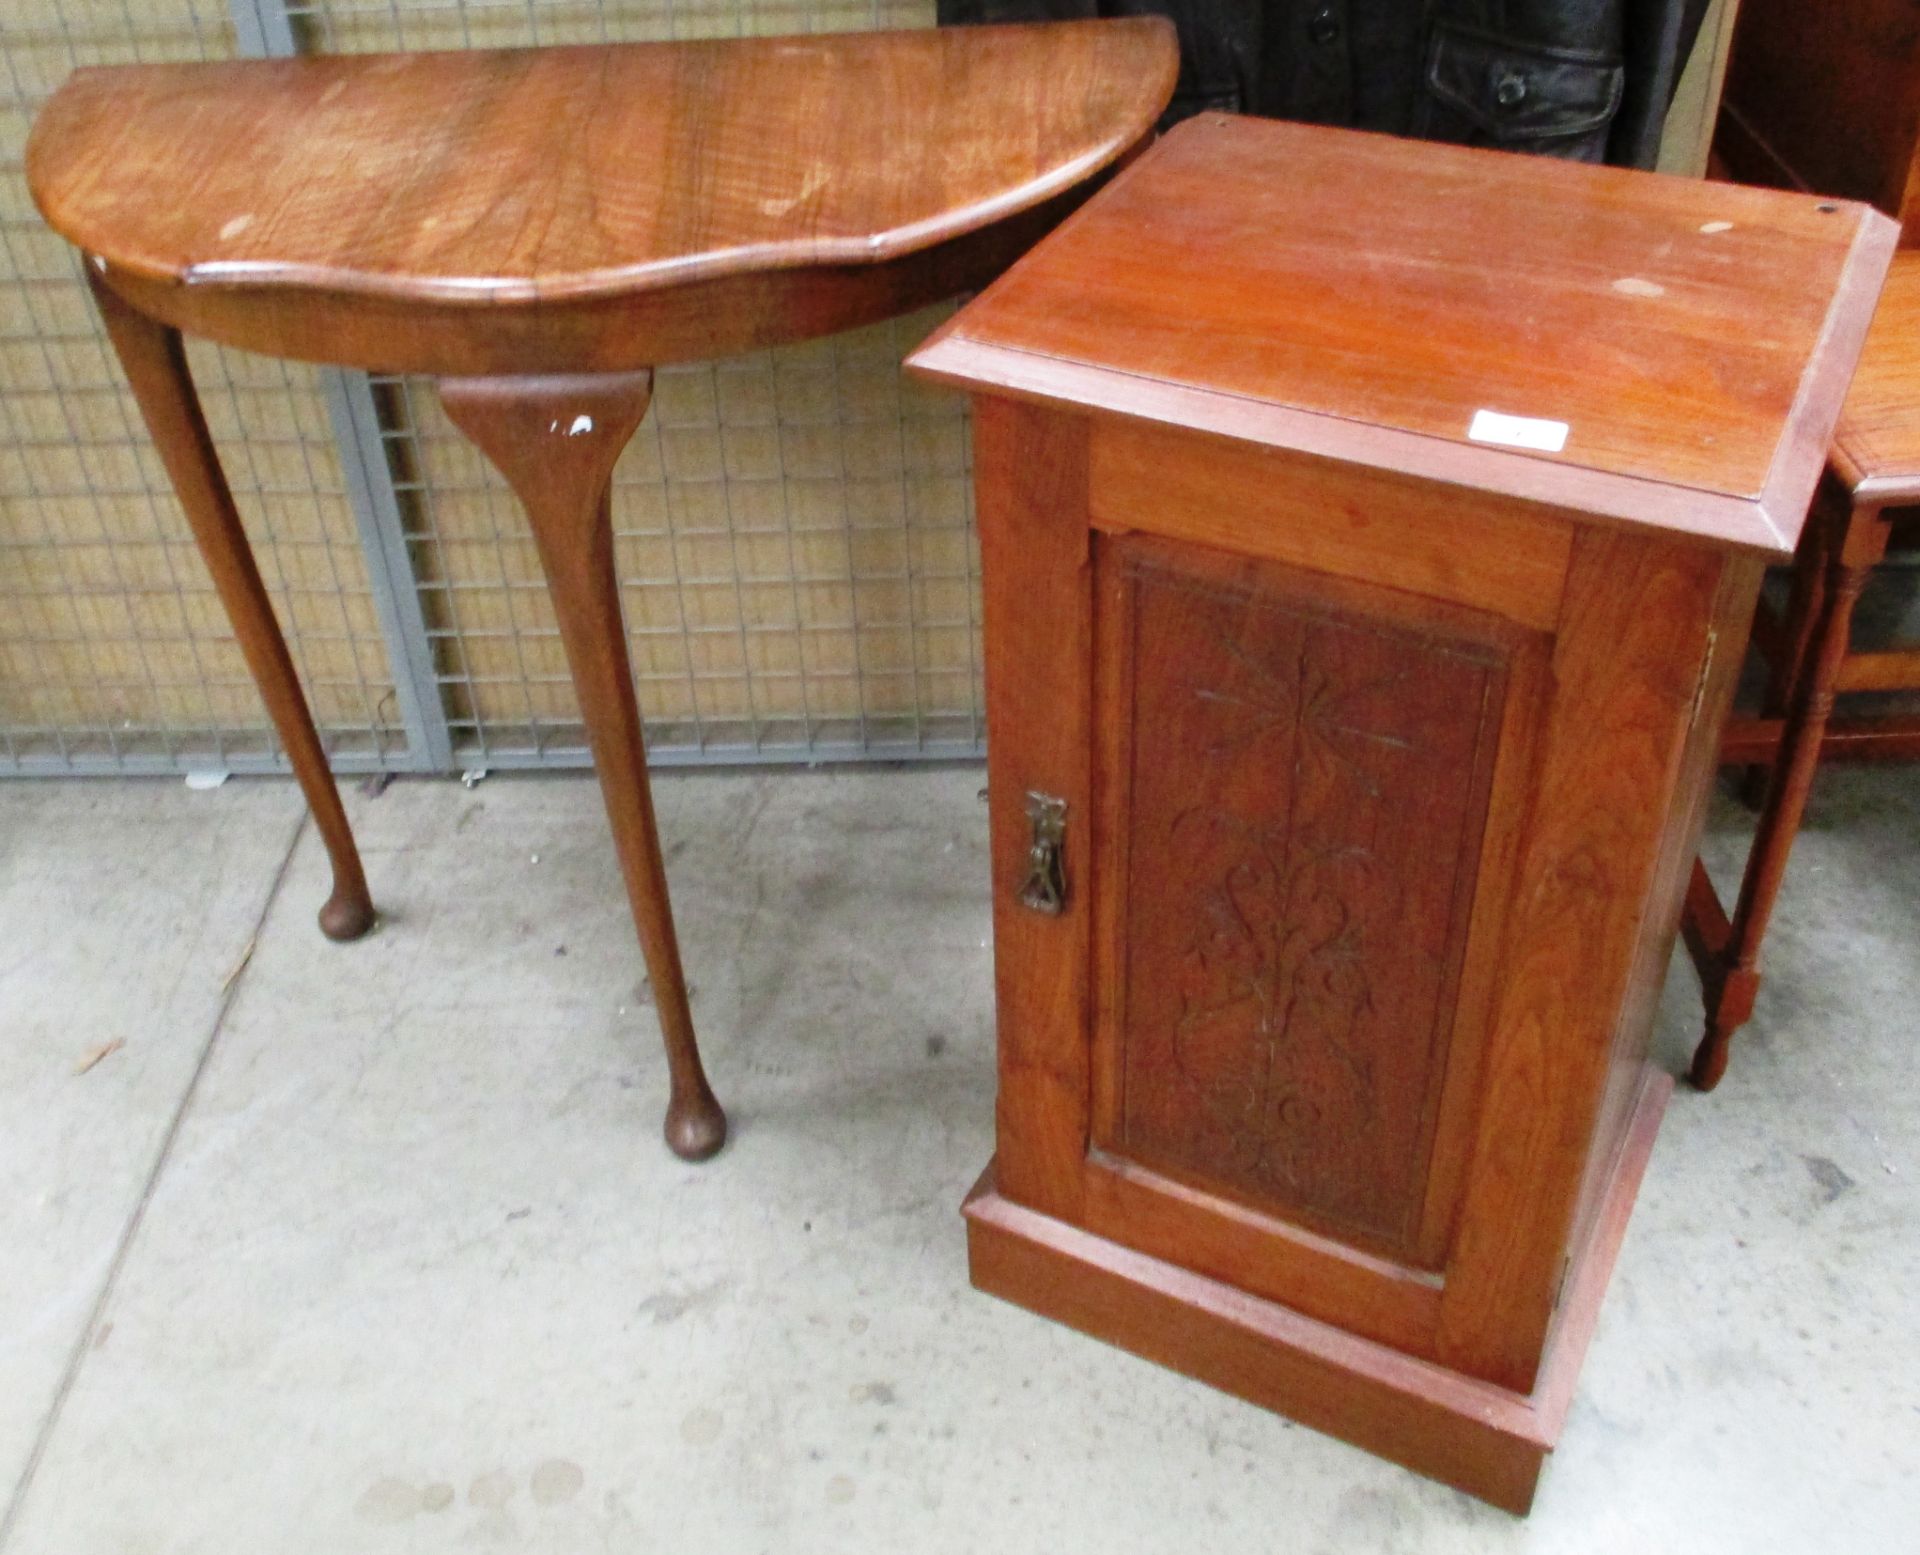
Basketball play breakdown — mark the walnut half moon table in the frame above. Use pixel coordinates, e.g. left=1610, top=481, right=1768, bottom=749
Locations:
left=24, top=20, right=1178, bottom=1159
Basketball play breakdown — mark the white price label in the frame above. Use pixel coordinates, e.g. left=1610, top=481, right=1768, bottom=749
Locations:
left=1468, top=409, right=1570, bottom=454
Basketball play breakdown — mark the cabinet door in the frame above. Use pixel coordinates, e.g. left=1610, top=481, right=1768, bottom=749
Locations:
left=1076, top=532, right=1552, bottom=1359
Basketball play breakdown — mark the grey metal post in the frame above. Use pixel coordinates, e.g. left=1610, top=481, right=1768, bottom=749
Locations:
left=226, top=0, right=298, bottom=59
left=321, top=373, right=454, bottom=772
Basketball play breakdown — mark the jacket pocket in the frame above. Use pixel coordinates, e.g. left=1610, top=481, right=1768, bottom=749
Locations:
left=1414, top=20, right=1625, bottom=163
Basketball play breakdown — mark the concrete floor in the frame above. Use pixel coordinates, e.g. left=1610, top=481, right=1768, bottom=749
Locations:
left=0, top=763, right=1914, bottom=1553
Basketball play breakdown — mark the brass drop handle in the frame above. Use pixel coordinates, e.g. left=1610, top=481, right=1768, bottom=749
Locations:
left=1019, top=792, right=1068, bottom=915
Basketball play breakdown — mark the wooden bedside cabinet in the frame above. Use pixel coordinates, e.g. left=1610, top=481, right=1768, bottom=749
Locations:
left=907, top=114, right=1893, bottom=1512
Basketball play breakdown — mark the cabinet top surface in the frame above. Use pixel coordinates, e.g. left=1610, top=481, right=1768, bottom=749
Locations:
left=908, top=114, right=1898, bottom=555
left=25, top=20, right=1175, bottom=306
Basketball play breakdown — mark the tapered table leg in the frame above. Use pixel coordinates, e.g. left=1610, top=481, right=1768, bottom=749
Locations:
left=439, top=371, right=725, bottom=1161
left=89, top=271, right=374, bottom=942
left=1690, top=496, right=1887, bottom=1091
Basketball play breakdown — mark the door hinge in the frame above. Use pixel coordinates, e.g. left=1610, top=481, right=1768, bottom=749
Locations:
left=1689, top=625, right=1719, bottom=728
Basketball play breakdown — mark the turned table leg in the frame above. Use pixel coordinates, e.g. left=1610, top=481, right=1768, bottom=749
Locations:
left=1689, top=495, right=1888, bottom=1091
left=439, top=372, right=725, bottom=1161
left=89, top=271, right=375, bottom=942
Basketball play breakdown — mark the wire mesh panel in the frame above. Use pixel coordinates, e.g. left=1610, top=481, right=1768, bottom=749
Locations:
left=0, top=1, right=407, bottom=773
left=297, top=0, right=983, bottom=767
left=1, top=0, right=985, bottom=775
left=383, top=314, right=977, bottom=765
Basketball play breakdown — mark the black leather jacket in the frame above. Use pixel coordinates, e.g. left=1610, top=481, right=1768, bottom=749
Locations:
left=939, top=0, right=1710, bottom=167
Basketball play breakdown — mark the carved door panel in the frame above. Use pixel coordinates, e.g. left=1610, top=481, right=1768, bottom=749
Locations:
left=1080, top=533, right=1552, bottom=1357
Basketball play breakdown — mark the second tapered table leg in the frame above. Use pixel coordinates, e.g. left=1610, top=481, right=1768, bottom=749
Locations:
left=90, top=272, right=375, bottom=942
left=439, top=371, right=725, bottom=1160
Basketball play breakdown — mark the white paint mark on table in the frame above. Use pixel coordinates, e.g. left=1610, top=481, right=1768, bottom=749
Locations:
left=1611, top=276, right=1666, bottom=298
left=760, top=166, right=829, bottom=216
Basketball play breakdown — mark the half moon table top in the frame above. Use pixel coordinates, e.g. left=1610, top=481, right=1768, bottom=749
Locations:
left=28, top=19, right=1177, bottom=374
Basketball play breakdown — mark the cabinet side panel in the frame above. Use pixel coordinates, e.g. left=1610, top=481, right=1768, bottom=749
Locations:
left=1438, top=527, right=1724, bottom=1393
left=973, top=397, right=1095, bottom=1221
left=1567, top=553, right=1764, bottom=1261
left=1107, top=542, right=1510, bottom=1256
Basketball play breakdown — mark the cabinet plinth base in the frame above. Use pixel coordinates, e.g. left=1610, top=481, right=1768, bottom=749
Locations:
left=963, top=1067, right=1671, bottom=1515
